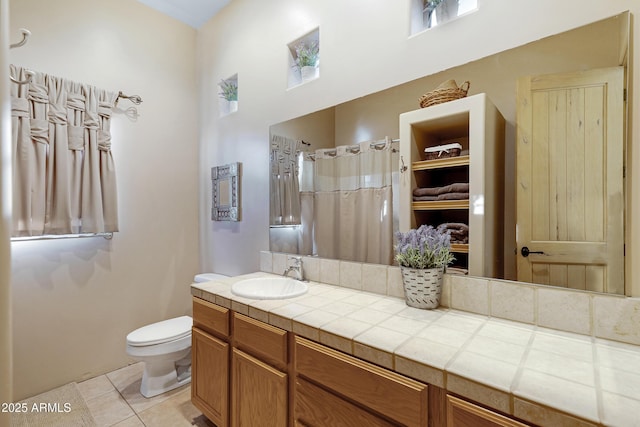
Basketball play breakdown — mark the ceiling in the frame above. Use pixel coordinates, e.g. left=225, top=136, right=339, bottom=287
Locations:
left=136, top=0, right=231, bottom=29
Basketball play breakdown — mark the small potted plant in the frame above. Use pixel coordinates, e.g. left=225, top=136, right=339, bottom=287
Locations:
left=219, top=79, right=238, bottom=113
left=293, top=40, right=319, bottom=82
left=395, top=225, right=454, bottom=309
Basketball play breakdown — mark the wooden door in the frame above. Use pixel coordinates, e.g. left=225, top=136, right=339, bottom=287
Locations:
left=516, top=67, right=625, bottom=294
left=231, top=348, right=288, bottom=427
left=192, top=328, right=229, bottom=427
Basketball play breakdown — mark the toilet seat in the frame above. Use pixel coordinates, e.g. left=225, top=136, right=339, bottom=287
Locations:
left=126, top=316, right=192, bottom=347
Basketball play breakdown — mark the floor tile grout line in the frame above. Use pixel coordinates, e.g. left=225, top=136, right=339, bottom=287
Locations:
left=78, top=375, right=130, bottom=426
left=104, top=365, right=149, bottom=426
left=106, top=375, right=138, bottom=427
left=77, top=375, right=118, bottom=405
left=32, top=363, right=201, bottom=427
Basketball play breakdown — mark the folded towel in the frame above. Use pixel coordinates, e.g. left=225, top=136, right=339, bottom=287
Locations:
left=448, top=230, right=468, bottom=238
left=436, top=192, right=469, bottom=201
left=413, top=195, right=438, bottom=201
left=413, top=182, right=469, bottom=197
left=450, top=236, right=469, bottom=244
left=437, top=222, right=469, bottom=233
left=413, top=192, right=469, bottom=202
left=443, top=229, right=468, bottom=244
left=437, top=222, right=469, bottom=244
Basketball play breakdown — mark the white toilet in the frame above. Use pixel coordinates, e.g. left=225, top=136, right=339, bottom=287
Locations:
left=126, top=273, right=228, bottom=398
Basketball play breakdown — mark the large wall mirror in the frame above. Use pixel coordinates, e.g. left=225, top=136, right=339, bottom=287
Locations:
left=269, top=12, right=630, bottom=295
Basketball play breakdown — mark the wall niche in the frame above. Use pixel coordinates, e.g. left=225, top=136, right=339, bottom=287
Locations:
left=287, top=28, right=320, bottom=89
left=410, top=0, right=478, bottom=35
left=219, top=74, right=238, bottom=116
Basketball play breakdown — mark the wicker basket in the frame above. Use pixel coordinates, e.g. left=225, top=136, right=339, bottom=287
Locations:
left=424, top=143, right=462, bottom=160
left=419, top=80, right=470, bottom=109
left=400, top=267, right=444, bottom=309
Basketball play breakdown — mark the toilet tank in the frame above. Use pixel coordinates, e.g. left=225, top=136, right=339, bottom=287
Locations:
left=193, top=273, right=228, bottom=283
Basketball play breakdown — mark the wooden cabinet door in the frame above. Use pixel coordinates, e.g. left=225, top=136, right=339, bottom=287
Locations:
left=192, top=327, right=229, bottom=427
left=295, top=377, right=395, bottom=427
left=447, top=395, right=528, bottom=427
left=231, top=348, right=288, bottom=427
left=295, top=336, right=428, bottom=427
left=516, top=67, right=625, bottom=293
left=233, top=312, right=288, bottom=369
left=193, top=297, right=230, bottom=338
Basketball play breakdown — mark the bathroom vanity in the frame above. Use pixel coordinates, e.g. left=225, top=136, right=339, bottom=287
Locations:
left=191, top=293, right=531, bottom=426
left=192, top=296, right=432, bottom=426
left=190, top=273, right=624, bottom=426
left=193, top=296, right=291, bottom=426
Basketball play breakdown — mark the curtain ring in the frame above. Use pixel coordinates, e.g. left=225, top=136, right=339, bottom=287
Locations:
left=10, top=70, right=34, bottom=85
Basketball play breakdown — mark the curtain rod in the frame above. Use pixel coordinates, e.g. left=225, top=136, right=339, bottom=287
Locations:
left=117, top=91, right=143, bottom=105
left=370, top=138, right=399, bottom=147
left=11, top=232, right=113, bottom=242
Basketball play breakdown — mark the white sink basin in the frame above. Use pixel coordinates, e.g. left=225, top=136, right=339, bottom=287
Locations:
left=231, top=277, right=308, bottom=300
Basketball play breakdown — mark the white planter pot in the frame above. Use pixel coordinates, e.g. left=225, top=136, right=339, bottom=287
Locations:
left=435, top=0, right=459, bottom=24
left=400, top=267, right=444, bottom=309
left=300, top=66, right=318, bottom=82
left=228, top=100, right=238, bottom=113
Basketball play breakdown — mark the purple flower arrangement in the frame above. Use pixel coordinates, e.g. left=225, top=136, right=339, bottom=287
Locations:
left=395, top=225, right=454, bottom=269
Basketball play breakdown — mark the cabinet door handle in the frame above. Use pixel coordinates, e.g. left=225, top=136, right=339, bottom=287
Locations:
left=521, top=246, right=544, bottom=257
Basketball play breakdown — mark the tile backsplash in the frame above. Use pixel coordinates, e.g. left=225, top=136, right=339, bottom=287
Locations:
left=260, top=251, right=640, bottom=347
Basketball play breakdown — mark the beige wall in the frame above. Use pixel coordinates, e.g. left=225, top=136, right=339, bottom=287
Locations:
left=270, top=107, right=336, bottom=150
left=1, top=0, right=12, bottom=422
left=8, top=0, right=199, bottom=400
left=199, top=0, right=640, bottom=296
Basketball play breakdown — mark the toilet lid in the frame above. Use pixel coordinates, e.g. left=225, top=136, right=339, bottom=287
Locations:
left=194, top=273, right=228, bottom=283
left=127, top=316, right=193, bottom=347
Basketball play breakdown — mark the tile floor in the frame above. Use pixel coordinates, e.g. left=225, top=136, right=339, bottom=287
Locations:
left=76, top=362, right=215, bottom=427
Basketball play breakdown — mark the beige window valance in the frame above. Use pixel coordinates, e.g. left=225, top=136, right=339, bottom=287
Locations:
left=9, top=65, right=119, bottom=237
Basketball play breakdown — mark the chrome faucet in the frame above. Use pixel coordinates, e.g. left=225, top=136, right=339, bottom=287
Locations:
left=283, top=256, right=304, bottom=281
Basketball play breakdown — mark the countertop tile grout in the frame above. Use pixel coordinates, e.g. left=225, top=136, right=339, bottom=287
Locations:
left=192, top=272, right=640, bottom=425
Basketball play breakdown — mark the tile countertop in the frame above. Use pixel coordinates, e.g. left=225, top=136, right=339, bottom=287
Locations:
left=191, top=272, right=640, bottom=427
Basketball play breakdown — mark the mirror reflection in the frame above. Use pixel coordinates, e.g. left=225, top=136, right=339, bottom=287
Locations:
left=270, top=134, right=399, bottom=265
left=218, top=180, right=230, bottom=206
left=269, top=12, right=629, bottom=294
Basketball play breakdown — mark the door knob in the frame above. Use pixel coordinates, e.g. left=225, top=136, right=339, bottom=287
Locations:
left=521, top=246, right=544, bottom=257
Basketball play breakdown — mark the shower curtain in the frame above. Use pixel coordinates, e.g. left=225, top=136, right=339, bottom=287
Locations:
left=9, top=65, right=119, bottom=236
left=314, top=138, right=398, bottom=265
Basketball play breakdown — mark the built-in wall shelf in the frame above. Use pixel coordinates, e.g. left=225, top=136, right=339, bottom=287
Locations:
left=412, top=200, right=469, bottom=210
left=287, top=28, right=320, bottom=89
left=451, top=243, right=469, bottom=253
left=412, top=155, right=470, bottom=171
left=409, top=0, right=479, bottom=36
left=218, top=74, right=238, bottom=117
left=400, top=93, right=505, bottom=277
